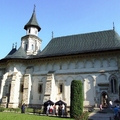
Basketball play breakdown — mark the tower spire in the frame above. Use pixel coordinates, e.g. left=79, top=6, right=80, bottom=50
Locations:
left=24, top=5, right=41, bottom=31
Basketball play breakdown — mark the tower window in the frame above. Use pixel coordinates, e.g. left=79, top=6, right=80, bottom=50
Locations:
left=25, top=44, right=28, bottom=51
left=38, top=84, right=43, bottom=94
left=35, top=30, right=37, bottom=34
left=29, top=29, right=31, bottom=33
left=32, top=44, right=34, bottom=50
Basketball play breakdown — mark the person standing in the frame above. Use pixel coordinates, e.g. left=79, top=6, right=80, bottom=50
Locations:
left=99, top=104, right=103, bottom=111
left=109, top=100, right=113, bottom=109
left=113, top=106, right=119, bottom=119
left=46, top=104, right=50, bottom=115
left=55, top=105, right=58, bottom=116
left=62, top=104, right=65, bottom=117
left=53, top=104, right=56, bottom=115
left=21, top=103, right=25, bottom=113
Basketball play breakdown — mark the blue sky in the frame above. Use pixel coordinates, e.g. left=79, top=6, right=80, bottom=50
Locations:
left=0, top=0, right=120, bottom=59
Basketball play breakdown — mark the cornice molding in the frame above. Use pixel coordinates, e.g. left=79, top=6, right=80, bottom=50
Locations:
left=21, top=34, right=41, bottom=41
left=0, top=50, right=119, bottom=64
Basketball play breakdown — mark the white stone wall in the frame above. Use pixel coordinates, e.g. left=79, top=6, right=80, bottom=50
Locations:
left=0, top=54, right=119, bottom=108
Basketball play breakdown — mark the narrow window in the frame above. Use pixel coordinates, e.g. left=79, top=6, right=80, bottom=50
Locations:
left=111, top=77, right=117, bottom=93
left=29, top=29, right=31, bottom=33
left=59, top=84, right=63, bottom=93
left=8, top=84, right=11, bottom=95
left=20, top=84, right=23, bottom=93
left=38, top=84, right=42, bottom=94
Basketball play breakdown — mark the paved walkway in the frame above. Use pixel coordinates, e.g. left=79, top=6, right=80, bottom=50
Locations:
left=88, top=108, right=114, bottom=120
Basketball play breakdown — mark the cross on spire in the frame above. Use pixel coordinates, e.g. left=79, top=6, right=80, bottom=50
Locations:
left=52, top=31, right=54, bottom=39
left=113, top=22, right=115, bottom=30
left=33, top=4, right=36, bottom=12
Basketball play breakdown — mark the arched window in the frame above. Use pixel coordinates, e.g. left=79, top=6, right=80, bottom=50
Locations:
left=20, top=84, right=23, bottom=93
left=58, top=83, right=64, bottom=94
left=38, top=84, right=43, bottom=94
left=111, top=77, right=117, bottom=93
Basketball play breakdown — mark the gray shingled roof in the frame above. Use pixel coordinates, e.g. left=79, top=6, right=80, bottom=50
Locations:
left=5, top=47, right=27, bottom=59
left=7, top=48, right=17, bottom=55
left=24, top=10, right=41, bottom=31
left=2, top=29, right=120, bottom=61
left=38, top=29, right=120, bottom=57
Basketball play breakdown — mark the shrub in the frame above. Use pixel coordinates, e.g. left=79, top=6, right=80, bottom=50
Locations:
left=74, top=111, right=89, bottom=120
left=0, top=107, right=5, bottom=112
left=70, top=80, right=83, bottom=118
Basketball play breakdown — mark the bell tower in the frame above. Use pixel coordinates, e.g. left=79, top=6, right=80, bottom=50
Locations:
left=21, top=5, right=42, bottom=55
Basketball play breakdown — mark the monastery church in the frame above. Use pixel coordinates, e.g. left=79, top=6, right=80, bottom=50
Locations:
left=0, top=8, right=120, bottom=108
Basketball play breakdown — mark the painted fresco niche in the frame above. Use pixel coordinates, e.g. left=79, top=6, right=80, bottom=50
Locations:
left=85, top=60, right=93, bottom=68
left=109, top=58, right=117, bottom=67
left=39, top=63, right=46, bottom=71
left=25, top=66, right=33, bottom=74
left=94, top=59, right=101, bottom=68
left=46, top=62, right=53, bottom=71
left=102, top=59, right=109, bottom=67
left=75, top=76, right=84, bottom=82
left=96, top=74, right=107, bottom=84
left=34, top=64, right=40, bottom=72
left=76, top=60, right=84, bottom=69
left=53, top=62, right=60, bottom=71
left=85, top=75, right=94, bottom=105
left=61, top=61, right=68, bottom=70
left=16, top=64, right=26, bottom=72
left=68, top=60, right=76, bottom=69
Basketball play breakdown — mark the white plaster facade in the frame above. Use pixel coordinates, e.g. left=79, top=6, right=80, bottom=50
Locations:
left=0, top=54, right=120, bottom=108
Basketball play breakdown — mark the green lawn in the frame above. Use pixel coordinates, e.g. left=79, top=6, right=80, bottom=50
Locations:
left=0, top=112, right=73, bottom=120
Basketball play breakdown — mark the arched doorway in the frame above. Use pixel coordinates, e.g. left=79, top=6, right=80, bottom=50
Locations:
left=100, top=91, right=109, bottom=107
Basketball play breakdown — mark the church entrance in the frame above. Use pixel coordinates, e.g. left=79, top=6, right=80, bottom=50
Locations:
left=100, top=91, right=109, bottom=107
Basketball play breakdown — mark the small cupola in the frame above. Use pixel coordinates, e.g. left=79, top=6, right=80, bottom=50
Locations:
left=24, top=5, right=41, bottom=36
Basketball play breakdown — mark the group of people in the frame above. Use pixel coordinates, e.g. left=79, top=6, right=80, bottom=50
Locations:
left=113, top=105, right=120, bottom=119
left=46, top=104, right=65, bottom=117
left=99, top=100, right=120, bottom=119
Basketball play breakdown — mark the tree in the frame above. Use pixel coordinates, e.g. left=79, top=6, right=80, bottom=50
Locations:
left=70, top=80, right=83, bottom=118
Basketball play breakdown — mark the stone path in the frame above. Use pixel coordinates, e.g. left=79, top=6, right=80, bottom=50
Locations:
left=88, top=108, right=114, bottom=120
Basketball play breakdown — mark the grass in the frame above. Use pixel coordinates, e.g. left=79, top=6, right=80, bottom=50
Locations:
left=0, top=112, right=73, bottom=120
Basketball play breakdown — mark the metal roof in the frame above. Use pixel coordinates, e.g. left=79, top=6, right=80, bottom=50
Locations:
left=24, top=10, right=41, bottom=31
left=2, top=29, right=120, bottom=61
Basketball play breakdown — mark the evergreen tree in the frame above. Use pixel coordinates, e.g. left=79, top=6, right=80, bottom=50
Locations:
left=70, top=80, right=83, bottom=118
